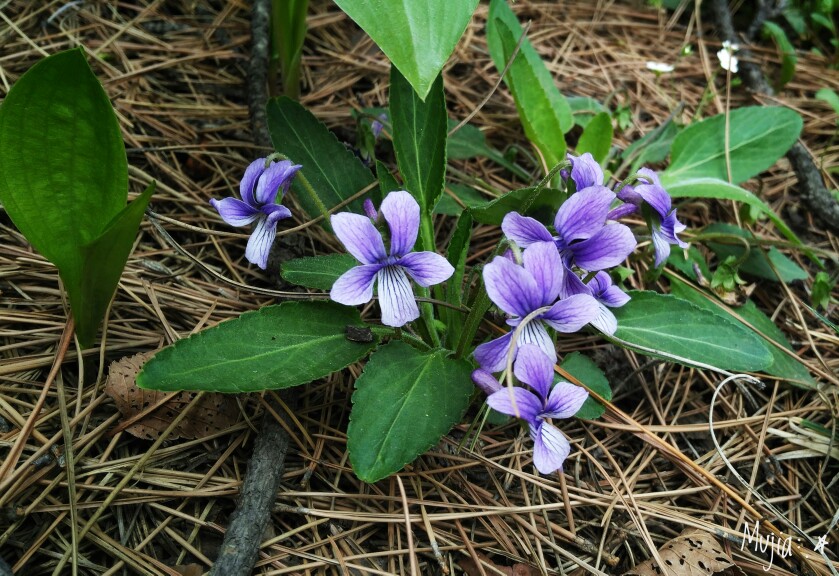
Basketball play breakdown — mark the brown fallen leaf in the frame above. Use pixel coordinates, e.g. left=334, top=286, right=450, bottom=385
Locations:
left=105, top=351, right=239, bottom=440
left=624, top=529, right=745, bottom=576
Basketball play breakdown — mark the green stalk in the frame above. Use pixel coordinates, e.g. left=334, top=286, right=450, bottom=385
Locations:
left=418, top=209, right=441, bottom=348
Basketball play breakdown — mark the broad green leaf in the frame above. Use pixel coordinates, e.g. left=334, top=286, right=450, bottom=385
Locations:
left=703, top=222, right=808, bottom=283
left=611, top=291, right=773, bottom=372
left=347, top=341, right=473, bottom=482
left=487, top=0, right=572, bottom=168
left=762, top=21, right=797, bottom=88
left=668, top=279, right=815, bottom=388
left=333, top=0, right=479, bottom=99
left=566, top=96, right=608, bottom=128
left=661, top=177, right=804, bottom=250
left=575, top=112, right=613, bottom=164
left=266, top=97, right=374, bottom=221
left=559, top=353, right=611, bottom=420
left=469, top=186, right=562, bottom=225
left=663, top=106, right=802, bottom=184
left=281, top=253, right=357, bottom=290
left=137, top=302, right=377, bottom=392
left=434, top=183, right=487, bottom=215
left=390, top=68, right=447, bottom=215
left=0, top=48, right=149, bottom=347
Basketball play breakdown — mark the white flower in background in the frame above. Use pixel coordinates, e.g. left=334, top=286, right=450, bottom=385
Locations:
left=717, top=40, right=740, bottom=73
left=646, top=61, right=675, bottom=74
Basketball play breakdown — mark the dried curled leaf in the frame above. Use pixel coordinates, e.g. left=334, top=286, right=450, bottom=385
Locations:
left=624, top=530, right=745, bottom=576
left=105, top=351, right=239, bottom=440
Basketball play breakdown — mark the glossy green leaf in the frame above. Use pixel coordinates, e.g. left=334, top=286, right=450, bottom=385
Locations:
left=487, top=0, right=572, bottom=168
left=390, top=68, right=447, bottom=215
left=348, top=341, right=473, bottom=482
left=664, top=106, right=802, bottom=184
left=281, top=254, right=357, bottom=290
left=137, top=302, right=377, bottom=392
left=703, top=222, right=808, bottom=283
left=611, top=291, right=773, bottom=372
left=762, top=21, right=797, bottom=88
left=469, top=186, right=562, bottom=225
left=575, top=112, right=613, bottom=164
left=0, top=48, right=151, bottom=347
left=333, top=0, right=479, bottom=100
left=668, top=279, right=815, bottom=388
left=559, top=352, right=611, bottom=420
left=267, top=96, right=374, bottom=221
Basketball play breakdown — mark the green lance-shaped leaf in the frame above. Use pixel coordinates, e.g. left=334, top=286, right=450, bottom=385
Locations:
left=487, top=0, right=572, bottom=168
left=137, top=302, right=378, bottom=392
left=281, top=253, right=357, bottom=290
left=762, top=21, right=797, bottom=88
left=0, top=48, right=153, bottom=347
left=348, top=341, right=473, bottom=482
left=266, top=97, right=374, bottom=221
left=611, top=291, right=773, bottom=372
left=333, top=0, right=479, bottom=100
left=663, top=106, right=802, bottom=184
left=390, top=67, right=447, bottom=216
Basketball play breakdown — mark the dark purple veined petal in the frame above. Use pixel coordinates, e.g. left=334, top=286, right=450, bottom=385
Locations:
left=513, top=344, right=555, bottom=400
left=531, top=421, right=571, bottom=475
left=486, top=386, right=542, bottom=422
left=380, top=191, right=419, bottom=257
left=568, top=152, right=604, bottom=190
left=541, top=293, right=599, bottom=333
left=473, top=332, right=514, bottom=373
left=254, top=160, right=302, bottom=205
left=330, top=263, right=382, bottom=305
left=522, top=242, right=564, bottom=306
left=516, top=321, right=556, bottom=366
left=501, top=212, right=554, bottom=249
left=472, top=369, right=502, bottom=395
left=591, top=272, right=631, bottom=307
left=543, top=381, right=589, bottom=419
left=239, top=158, right=266, bottom=207
left=660, top=210, right=688, bottom=248
left=554, top=186, right=615, bottom=242
left=651, top=227, right=672, bottom=268
left=569, top=223, right=636, bottom=271
left=483, top=255, right=542, bottom=317
left=606, top=202, right=637, bottom=221
left=262, top=203, right=293, bottom=226
left=559, top=267, right=590, bottom=300
left=210, top=197, right=261, bottom=227
left=377, top=265, right=419, bottom=327
left=399, top=251, right=454, bottom=287
left=244, top=215, right=275, bottom=270
left=331, top=212, right=387, bottom=265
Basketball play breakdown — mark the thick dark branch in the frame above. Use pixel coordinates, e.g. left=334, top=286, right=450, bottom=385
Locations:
left=709, top=0, right=839, bottom=234
left=248, top=0, right=272, bottom=148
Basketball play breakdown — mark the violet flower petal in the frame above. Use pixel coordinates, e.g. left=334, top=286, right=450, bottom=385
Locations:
left=501, top=212, right=554, bottom=249
left=606, top=203, right=637, bottom=221
left=543, top=382, right=589, bottom=419
left=633, top=168, right=671, bottom=218
left=331, top=212, right=387, bottom=265
left=210, top=197, right=261, bottom=227
left=239, top=158, right=265, bottom=207
left=377, top=265, right=419, bottom=327
left=517, top=321, right=556, bottom=366
left=570, top=223, right=636, bottom=271
left=513, top=344, right=555, bottom=400
left=330, top=264, right=381, bottom=305
left=262, top=203, right=293, bottom=225
left=568, top=152, right=604, bottom=190
left=483, top=255, right=541, bottom=317
left=541, top=294, right=599, bottom=332
left=486, top=387, right=542, bottom=421
left=399, top=251, right=454, bottom=287
left=472, top=369, right=502, bottom=395
left=255, top=160, right=302, bottom=205
left=591, top=304, right=618, bottom=334
left=592, top=272, right=631, bottom=307
left=474, top=332, right=514, bottom=373
left=522, top=242, right=563, bottom=306
left=554, top=186, right=615, bottom=241
left=380, top=190, right=419, bottom=257
left=244, top=215, right=278, bottom=269
left=531, top=421, right=571, bottom=474
left=652, top=229, right=672, bottom=268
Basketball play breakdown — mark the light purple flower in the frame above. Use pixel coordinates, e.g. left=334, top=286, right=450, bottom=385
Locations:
left=471, top=369, right=502, bottom=396
left=210, top=158, right=300, bottom=270
left=567, top=152, right=605, bottom=191
left=486, top=345, right=588, bottom=474
left=502, top=186, right=637, bottom=275
left=330, top=191, right=454, bottom=327
left=564, top=271, right=630, bottom=334
left=473, top=242, right=599, bottom=372
left=617, top=168, right=688, bottom=267
left=371, top=113, right=387, bottom=140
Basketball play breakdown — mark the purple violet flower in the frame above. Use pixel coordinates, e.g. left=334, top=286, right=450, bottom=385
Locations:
left=210, top=158, right=300, bottom=270
left=486, top=345, right=589, bottom=474
left=567, top=152, right=605, bottom=191
left=501, top=186, right=637, bottom=276
left=564, top=271, right=631, bottom=334
left=616, top=168, right=688, bottom=267
left=330, top=191, right=454, bottom=327
left=371, top=113, right=387, bottom=140
left=473, top=242, right=599, bottom=372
